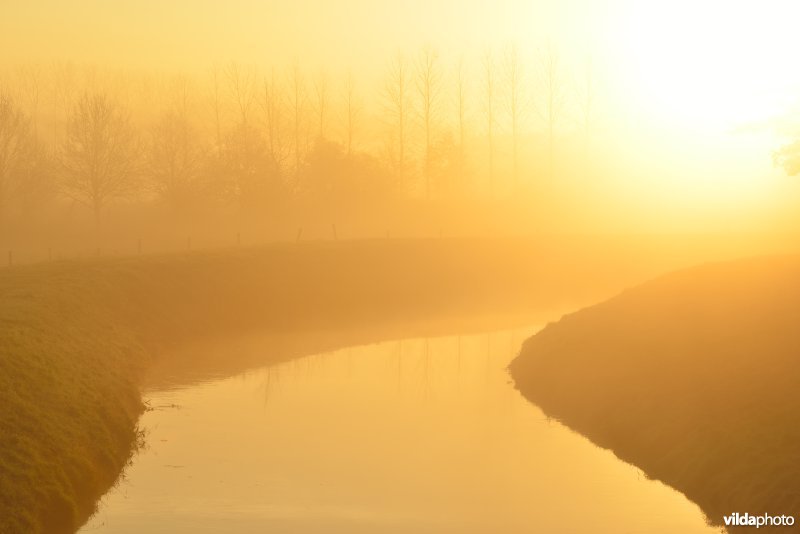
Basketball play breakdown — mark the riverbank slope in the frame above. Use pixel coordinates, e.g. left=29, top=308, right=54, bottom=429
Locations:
left=510, top=255, right=800, bottom=531
left=0, top=237, right=787, bottom=532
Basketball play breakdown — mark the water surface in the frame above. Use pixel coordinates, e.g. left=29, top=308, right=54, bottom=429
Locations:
left=82, top=327, right=720, bottom=533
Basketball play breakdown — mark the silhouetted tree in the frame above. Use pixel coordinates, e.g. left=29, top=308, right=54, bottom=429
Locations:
left=16, top=65, right=41, bottom=138
left=208, top=64, right=225, bottom=152
left=416, top=47, right=443, bottom=199
left=539, top=43, right=566, bottom=176
left=579, top=57, right=595, bottom=159
left=262, top=69, right=289, bottom=176
left=288, top=62, right=306, bottom=179
left=13, top=147, right=52, bottom=219
left=313, top=70, right=329, bottom=141
left=383, top=54, right=410, bottom=182
left=212, top=121, right=279, bottom=208
left=342, top=71, right=361, bottom=157
left=482, top=50, right=497, bottom=193
left=0, top=94, right=50, bottom=226
left=60, top=93, right=141, bottom=223
left=450, top=57, right=470, bottom=194
left=51, top=61, right=77, bottom=151
left=455, top=57, right=468, bottom=155
left=504, top=44, right=526, bottom=185
left=225, top=61, right=257, bottom=127
left=302, top=139, right=394, bottom=213
left=0, top=93, right=29, bottom=221
left=146, top=109, right=201, bottom=212
left=429, top=132, right=462, bottom=197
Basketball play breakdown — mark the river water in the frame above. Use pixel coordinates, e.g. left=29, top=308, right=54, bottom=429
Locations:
left=81, top=325, right=720, bottom=533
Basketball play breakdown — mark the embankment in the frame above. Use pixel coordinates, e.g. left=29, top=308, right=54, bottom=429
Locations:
left=510, top=255, right=800, bottom=531
left=0, top=237, right=781, bottom=532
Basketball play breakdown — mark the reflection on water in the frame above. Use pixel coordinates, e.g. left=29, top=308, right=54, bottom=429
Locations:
left=82, top=327, right=720, bottom=534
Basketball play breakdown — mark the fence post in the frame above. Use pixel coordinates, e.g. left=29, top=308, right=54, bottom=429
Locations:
left=332, top=223, right=338, bottom=241
left=296, top=228, right=303, bottom=243
left=7, top=251, right=11, bottom=267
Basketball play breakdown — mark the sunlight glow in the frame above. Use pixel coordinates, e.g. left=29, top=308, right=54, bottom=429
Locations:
left=618, top=0, right=800, bottom=132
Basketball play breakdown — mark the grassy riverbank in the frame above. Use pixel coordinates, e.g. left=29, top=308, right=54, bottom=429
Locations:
left=0, top=237, right=786, bottom=532
left=0, top=265, right=146, bottom=533
left=0, top=237, right=594, bottom=533
left=510, top=255, right=800, bottom=531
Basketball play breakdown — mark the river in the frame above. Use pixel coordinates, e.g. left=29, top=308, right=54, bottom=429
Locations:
left=80, top=324, right=720, bottom=533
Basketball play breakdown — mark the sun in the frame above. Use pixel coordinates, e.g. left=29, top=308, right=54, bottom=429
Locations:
left=616, top=0, right=800, bottom=133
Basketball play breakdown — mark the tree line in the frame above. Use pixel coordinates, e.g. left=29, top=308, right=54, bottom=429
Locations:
left=0, top=46, right=599, bottom=233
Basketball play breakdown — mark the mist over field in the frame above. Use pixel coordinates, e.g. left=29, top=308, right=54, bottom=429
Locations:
left=2, top=1, right=800, bottom=533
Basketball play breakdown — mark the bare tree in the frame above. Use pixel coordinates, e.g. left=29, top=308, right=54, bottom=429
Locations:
left=482, top=50, right=496, bottom=193
left=342, top=71, right=361, bottom=157
left=383, top=54, right=410, bottom=180
left=503, top=44, right=526, bottom=185
left=221, top=62, right=262, bottom=200
left=216, top=121, right=271, bottom=207
left=313, top=70, right=329, bottom=141
left=208, top=64, right=225, bottom=152
left=48, top=62, right=63, bottom=150
left=262, top=70, right=286, bottom=174
left=415, top=47, right=443, bottom=199
left=60, top=93, right=141, bottom=223
left=262, top=69, right=289, bottom=175
left=287, top=62, right=306, bottom=177
left=48, top=61, right=78, bottom=163
left=578, top=57, right=595, bottom=160
left=449, top=57, right=470, bottom=194
left=539, top=43, right=566, bottom=176
left=0, top=93, right=47, bottom=226
left=168, top=74, right=192, bottom=117
left=16, top=65, right=41, bottom=137
left=147, top=107, right=200, bottom=212
left=132, top=72, right=157, bottom=120
left=455, top=57, right=467, bottom=153
left=225, top=61, right=257, bottom=127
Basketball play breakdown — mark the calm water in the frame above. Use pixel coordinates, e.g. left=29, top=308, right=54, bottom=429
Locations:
left=81, top=327, right=720, bottom=533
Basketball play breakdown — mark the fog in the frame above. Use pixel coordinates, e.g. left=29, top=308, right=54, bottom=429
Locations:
left=2, top=1, right=800, bottom=263
left=3, top=2, right=800, bottom=533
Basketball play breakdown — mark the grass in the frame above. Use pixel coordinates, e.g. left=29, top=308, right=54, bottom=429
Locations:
left=510, top=255, right=800, bottom=531
left=0, top=236, right=773, bottom=532
left=0, top=266, right=146, bottom=533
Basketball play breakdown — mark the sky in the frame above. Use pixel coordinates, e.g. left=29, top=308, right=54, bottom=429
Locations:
left=3, top=0, right=800, bottom=231
left=6, top=0, right=799, bottom=133
left=1, top=1, right=614, bottom=71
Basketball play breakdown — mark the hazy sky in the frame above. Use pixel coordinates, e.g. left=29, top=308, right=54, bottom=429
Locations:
left=1, top=1, right=615, bottom=71
left=3, top=0, right=800, bottom=229
left=6, top=0, right=798, bottom=129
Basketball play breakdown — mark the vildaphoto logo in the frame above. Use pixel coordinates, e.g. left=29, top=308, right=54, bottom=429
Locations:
left=724, top=513, right=795, bottom=528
